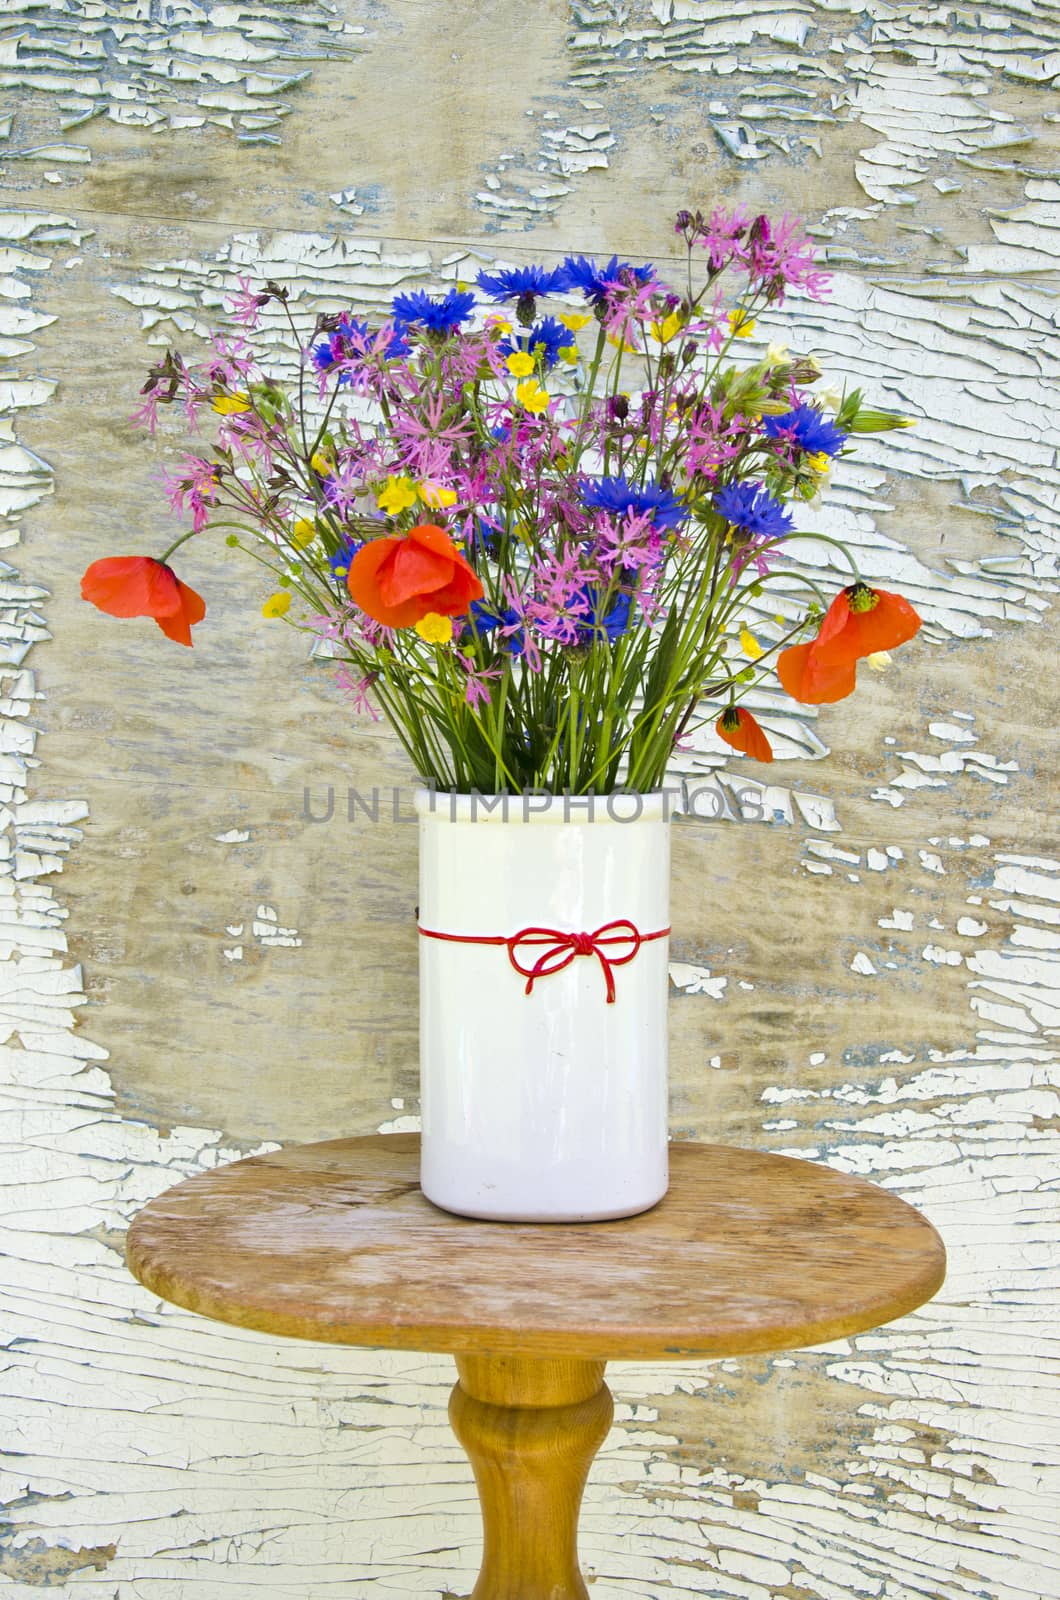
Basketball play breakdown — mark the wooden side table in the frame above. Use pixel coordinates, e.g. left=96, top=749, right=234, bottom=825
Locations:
left=126, top=1133, right=945, bottom=1599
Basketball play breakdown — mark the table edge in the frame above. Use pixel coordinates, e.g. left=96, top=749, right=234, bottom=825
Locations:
left=125, top=1135, right=948, bottom=1362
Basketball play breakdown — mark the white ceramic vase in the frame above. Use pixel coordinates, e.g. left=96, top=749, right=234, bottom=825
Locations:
left=417, top=789, right=671, bottom=1222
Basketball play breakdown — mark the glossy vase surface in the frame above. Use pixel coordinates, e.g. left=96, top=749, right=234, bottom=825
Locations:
left=417, top=790, right=670, bottom=1221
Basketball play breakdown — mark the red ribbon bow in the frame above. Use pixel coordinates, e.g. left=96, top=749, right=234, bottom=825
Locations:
left=418, top=918, right=669, bottom=1004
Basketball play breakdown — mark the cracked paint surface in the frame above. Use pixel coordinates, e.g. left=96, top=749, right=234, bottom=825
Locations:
left=0, top=0, right=366, bottom=147
left=1, top=1, right=1059, bottom=1596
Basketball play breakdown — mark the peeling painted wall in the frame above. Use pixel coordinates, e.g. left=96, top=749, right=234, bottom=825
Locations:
left=1, top=2, right=1058, bottom=1596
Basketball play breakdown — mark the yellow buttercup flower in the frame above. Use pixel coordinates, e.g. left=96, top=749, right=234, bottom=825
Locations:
left=740, top=626, right=764, bottom=661
left=377, top=474, right=418, bottom=515
left=291, top=518, right=317, bottom=548
left=310, top=451, right=334, bottom=477
left=559, top=345, right=579, bottom=365
left=262, top=592, right=291, bottom=618
left=559, top=311, right=591, bottom=332
left=419, top=481, right=458, bottom=509
left=212, top=392, right=251, bottom=414
left=728, top=309, right=756, bottom=338
left=606, top=331, right=639, bottom=353
left=414, top=612, right=454, bottom=644
left=805, top=451, right=831, bottom=472
left=506, top=350, right=535, bottom=378
left=650, top=310, right=684, bottom=344
left=516, top=378, right=550, bottom=415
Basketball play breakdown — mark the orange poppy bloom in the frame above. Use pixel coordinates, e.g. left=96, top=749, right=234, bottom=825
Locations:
left=777, top=584, right=920, bottom=704
left=81, top=555, right=206, bottom=646
left=347, top=523, right=484, bottom=629
left=716, top=705, right=774, bottom=762
left=813, top=584, right=921, bottom=665
left=776, top=640, right=857, bottom=704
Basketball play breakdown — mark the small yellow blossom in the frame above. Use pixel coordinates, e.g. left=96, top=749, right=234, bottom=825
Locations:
left=377, top=474, right=418, bottom=515
left=774, top=613, right=787, bottom=626
left=559, top=311, right=592, bottom=332
left=506, top=350, right=536, bottom=378
left=606, top=331, right=639, bottom=353
left=212, top=392, right=251, bottom=414
left=486, top=315, right=512, bottom=336
left=559, top=344, right=579, bottom=365
left=740, top=626, right=764, bottom=661
left=650, top=310, right=684, bottom=345
left=866, top=651, right=891, bottom=671
left=516, top=378, right=551, bottom=415
left=765, top=342, right=790, bottom=365
left=262, top=592, right=291, bottom=618
left=728, top=309, right=756, bottom=338
left=310, top=451, right=334, bottom=477
left=419, top=481, right=458, bottom=509
left=414, top=612, right=454, bottom=644
left=805, top=451, right=831, bottom=472
left=291, top=518, right=317, bottom=548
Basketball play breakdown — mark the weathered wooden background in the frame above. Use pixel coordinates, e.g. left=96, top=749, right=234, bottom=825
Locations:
left=1, top=1, right=1058, bottom=1595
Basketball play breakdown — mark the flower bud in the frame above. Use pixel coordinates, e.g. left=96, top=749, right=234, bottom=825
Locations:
left=516, top=291, right=537, bottom=328
left=789, top=355, right=823, bottom=383
left=848, top=409, right=916, bottom=432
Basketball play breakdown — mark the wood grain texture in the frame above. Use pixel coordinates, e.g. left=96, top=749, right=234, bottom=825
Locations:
left=450, top=1356, right=613, bottom=1600
left=125, top=1133, right=946, bottom=1361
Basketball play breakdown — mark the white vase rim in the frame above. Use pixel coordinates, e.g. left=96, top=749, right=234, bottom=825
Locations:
left=414, top=788, right=672, bottom=825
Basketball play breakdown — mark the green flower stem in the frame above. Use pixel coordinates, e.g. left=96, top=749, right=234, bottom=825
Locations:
left=158, top=526, right=203, bottom=565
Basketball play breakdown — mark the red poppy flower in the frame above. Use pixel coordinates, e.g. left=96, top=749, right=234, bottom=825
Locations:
left=812, top=584, right=921, bottom=665
left=81, top=556, right=206, bottom=646
left=716, top=706, right=774, bottom=762
left=776, top=640, right=857, bottom=704
left=347, top=523, right=484, bottom=629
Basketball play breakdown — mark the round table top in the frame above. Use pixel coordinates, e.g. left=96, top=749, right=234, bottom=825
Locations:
left=126, top=1134, right=945, bottom=1361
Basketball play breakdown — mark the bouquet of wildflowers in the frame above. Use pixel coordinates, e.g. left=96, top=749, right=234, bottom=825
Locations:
left=83, top=206, right=922, bottom=794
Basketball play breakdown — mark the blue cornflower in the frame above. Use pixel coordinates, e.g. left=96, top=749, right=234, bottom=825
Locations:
left=763, top=404, right=846, bottom=457
left=499, top=317, right=571, bottom=371
left=311, top=317, right=363, bottom=375
left=312, top=338, right=340, bottom=373
left=575, top=587, right=634, bottom=645
left=466, top=601, right=524, bottom=656
left=714, top=482, right=794, bottom=539
left=312, top=317, right=407, bottom=378
left=390, top=288, right=476, bottom=335
left=580, top=474, right=687, bottom=533
left=476, top=264, right=570, bottom=302
left=328, top=536, right=363, bottom=581
left=563, top=254, right=654, bottom=306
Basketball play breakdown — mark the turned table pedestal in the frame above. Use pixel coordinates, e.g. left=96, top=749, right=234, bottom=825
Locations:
left=126, top=1133, right=945, bottom=1598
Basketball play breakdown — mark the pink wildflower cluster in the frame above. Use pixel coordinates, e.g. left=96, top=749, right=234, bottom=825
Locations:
left=161, top=456, right=219, bottom=533
left=677, top=206, right=831, bottom=304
